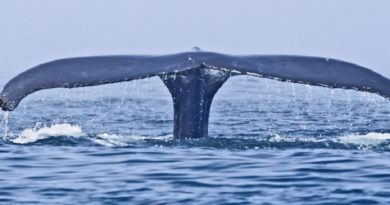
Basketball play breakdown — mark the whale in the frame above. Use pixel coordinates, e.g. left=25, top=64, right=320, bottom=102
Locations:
left=1, top=51, right=390, bottom=139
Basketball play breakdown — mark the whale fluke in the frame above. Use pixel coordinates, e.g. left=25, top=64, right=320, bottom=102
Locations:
left=1, top=51, right=390, bottom=138
left=203, top=55, right=390, bottom=99
left=0, top=54, right=200, bottom=111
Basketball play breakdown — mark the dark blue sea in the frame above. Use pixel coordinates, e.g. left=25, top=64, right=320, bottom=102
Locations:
left=1, top=76, right=390, bottom=205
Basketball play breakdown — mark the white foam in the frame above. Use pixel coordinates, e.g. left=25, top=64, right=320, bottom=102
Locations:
left=93, top=133, right=131, bottom=147
left=269, top=134, right=295, bottom=142
left=10, top=123, right=390, bottom=149
left=93, top=133, right=173, bottom=147
left=339, top=133, right=390, bottom=146
left=269, top=132, right=390, bottom=148
left=269, top=134, right=326, bottom=143
left=11, top=123, right=173, bottom=146
left=12, top=124, right=83, bottom=144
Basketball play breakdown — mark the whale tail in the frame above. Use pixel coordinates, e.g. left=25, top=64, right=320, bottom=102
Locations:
left=1, top=51, right=390, bottom=138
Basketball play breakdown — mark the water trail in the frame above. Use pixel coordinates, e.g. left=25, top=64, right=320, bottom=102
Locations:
left=9, top=122, right=390, bottom=150
left=1, top=111, right=9, bottom=140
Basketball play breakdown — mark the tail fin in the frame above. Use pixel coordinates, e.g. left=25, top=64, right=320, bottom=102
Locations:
left=0, top=54, right=200, bottom=111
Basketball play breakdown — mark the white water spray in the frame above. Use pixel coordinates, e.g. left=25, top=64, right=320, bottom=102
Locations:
left=12, top=123, right=83, bottom=144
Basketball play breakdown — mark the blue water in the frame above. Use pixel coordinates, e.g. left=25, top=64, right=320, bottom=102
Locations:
left=1, top=76, right=390, bottom=205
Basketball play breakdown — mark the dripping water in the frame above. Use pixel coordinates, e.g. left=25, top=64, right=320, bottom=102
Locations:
left=1, top=111, right=9, bottom=140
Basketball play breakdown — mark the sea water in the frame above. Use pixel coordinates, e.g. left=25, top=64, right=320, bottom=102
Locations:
left=1, top=76, right=390, bottom=205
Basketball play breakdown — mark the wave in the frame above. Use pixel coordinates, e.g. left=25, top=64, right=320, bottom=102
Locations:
left=5, top=124, right=390, bottom=150
left=9, top=124, right=172, bottom=147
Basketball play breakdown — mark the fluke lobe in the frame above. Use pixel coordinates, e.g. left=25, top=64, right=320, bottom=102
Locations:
left=1, top=51, right=390, bottom=139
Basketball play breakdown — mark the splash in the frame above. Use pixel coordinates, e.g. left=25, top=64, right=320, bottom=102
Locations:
left=11, top=123, right=172, bottom=146
left=12, top=124, right=83, bottom=144
left=339, top=133, right=390, bottom=147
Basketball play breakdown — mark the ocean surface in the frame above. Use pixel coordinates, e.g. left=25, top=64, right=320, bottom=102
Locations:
left=1, top=76, right=390, bottom=205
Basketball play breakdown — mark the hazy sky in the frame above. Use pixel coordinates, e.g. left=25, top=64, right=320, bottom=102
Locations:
left=1, top=0, right=389, bottom=80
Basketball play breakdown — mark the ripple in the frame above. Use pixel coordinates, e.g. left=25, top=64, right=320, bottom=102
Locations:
left=1, top=79, right=390, bottom=204
left=3, top=125, right=390, bottom=152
